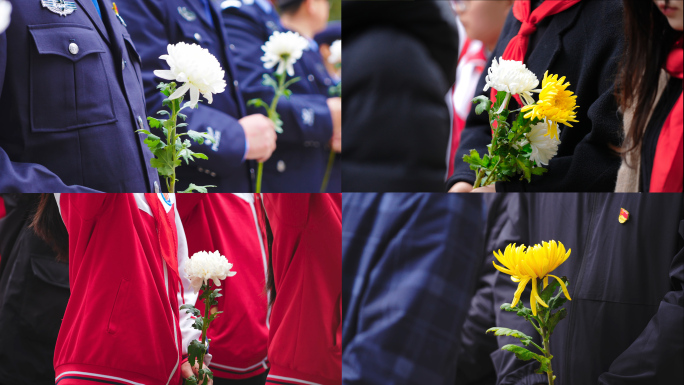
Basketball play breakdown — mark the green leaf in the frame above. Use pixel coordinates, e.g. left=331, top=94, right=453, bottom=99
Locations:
left=261, top=73, right=278, bottom=90
left=179, top=184, right=216, bottom=193
left=283, top=89, right=292, bottom=99
left=187, top=339, right=206, bottom=367
left=187, top=130, right=213, bottom=145
left=157, top=110, right=171, bottom=117
left=176, top=123, right=188, bottom=129
left=515, top=157, right=532, bottom=182
left=184, top=375, right=198, bottom=385
left=540, top=278, right=561, bottom=305
left=180, top=304, right=201, bottom=317
left=247, top=98, right=269, bottom=112
left=149, top=115, right=164, bottom=130
left=472, top=95, right=492, bottom=115
left=192, top=152, right=209, bottom=160
left=501, top=344, right=553, bottom=374
left=192, top=316, right=204, bottom=331
left=178, top=113, right=187, bottom=121
left=531, top=167, right=548, bottom=176
left=282, top=76, right=301, bottom=89
left=463, top=149, right=484, bottom=168
left=486, top=327, right=533, bottom=346
left=547, top=307, right=567, bottom=335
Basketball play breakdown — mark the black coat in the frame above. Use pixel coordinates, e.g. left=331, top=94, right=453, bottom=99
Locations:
left=448, top=0, right=624, bottom=192
left=456, top=193, right=684, bottom=384
left=0, top=195, right=70, bottom=383
left=342, top=1, right=459, bottom=192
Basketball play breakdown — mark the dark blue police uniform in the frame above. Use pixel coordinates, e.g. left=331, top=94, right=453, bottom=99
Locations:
left=221, top=0, right=340, bottom=192
left=0, top=0, right=159, bottom=192
left=117, top=0, right=253, bottom=192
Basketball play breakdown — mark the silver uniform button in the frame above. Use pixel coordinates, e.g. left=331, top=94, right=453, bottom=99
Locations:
left=198, top=167, right=204, bottom=172
left=233, top=80, right=239, bottom=87
left=137, top=116, right=144, bottom=129
left=210, top=172, right=216, bottom=177
left=229, top=44, right=236, bottom=51
left=307, top=74, right=314, bottom=82
left=277, top=160, right=286, bottom=173
left=194, top=33, right=202, bottom=42
left=69, top=43, right=79, bottom=55
left=122, top=60, right=127, bottom=70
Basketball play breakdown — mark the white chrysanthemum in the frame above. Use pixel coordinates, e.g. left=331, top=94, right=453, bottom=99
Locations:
left=154, top=43, right=227, bottom=108
left=261, top=31, right=309, bottom=76
left=483, top=57, right=539, bottom=112
left=328, top=40, right=341, bottom=65
left=526, top=121, right=561, bottom=166
left=0, top=1, right=12, bottom=34
left=185, top=250, right=236, bottom=293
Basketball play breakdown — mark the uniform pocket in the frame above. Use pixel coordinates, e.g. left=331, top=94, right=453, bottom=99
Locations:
left=107, top=278, right=130, bottom=335
left=28, top=24, right=116, bottom=132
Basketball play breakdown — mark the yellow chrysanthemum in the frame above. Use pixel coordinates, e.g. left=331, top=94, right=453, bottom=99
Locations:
left=521, top=71, right=579, bottom=140
left=492, top=240, right=572, bottom=316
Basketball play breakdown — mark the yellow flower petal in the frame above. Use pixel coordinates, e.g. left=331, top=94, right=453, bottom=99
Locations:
left=548, top=274, right=572, bottom=301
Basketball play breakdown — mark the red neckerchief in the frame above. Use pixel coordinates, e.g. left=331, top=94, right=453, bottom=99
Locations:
left=490, top=0, right=582, bottom=106
left=651, top=36, right=683, bottom=192
left=144, top=193, right=181, bottom=282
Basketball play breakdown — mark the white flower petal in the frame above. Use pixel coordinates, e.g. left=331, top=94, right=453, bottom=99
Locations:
left=260, top=31, right=308, bottom=74
left=0, top=1, right=13, bottom=34
left=185, top=250, right=237, bottom=292
left=485, top=57, right=539, bottom=104
left=168, top=83, right=191, bottom=100
left=154, top=70, right=177, bottom=81
left=328, top=40, right=341, bottom=65
left=189, top=85, right=200, bottom=107
left=526, top=121, right=561, bottom=166
left=154, top=42, right=227, bottom=106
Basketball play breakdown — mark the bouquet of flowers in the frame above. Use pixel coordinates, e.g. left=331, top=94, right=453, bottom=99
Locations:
left=138, top=42, right=224, bottom=193
left=487, top=240, right=572, bottom=385
left=463, top=58, right=578, bottom=188
left=248, top=31, right=309, bottom=193
left=181, top=251, right=237, bottom=385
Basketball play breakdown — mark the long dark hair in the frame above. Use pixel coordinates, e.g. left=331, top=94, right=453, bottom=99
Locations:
left=615, top=0, right=681, bottom=160
left=30, top=194, right=69, bottom=262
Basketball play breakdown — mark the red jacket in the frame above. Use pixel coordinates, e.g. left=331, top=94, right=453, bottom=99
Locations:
left=177, top=193, right=270, bottom=380
left=55, top=194, right=200, bottom=385
left=262, top=193, right=342, bottom=385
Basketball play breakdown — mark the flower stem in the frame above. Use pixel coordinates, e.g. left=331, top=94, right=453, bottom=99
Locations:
left=198, top=282, right=211, bottom=385
left=320, top=149, right=335, bottom=192
left=256, top=72, right=286, bottom=193
left=542, top=327, right=554, bottom=385
left=473, top=169, right=485, bottom=189
left=481, top=157, right=503, bottom=187
left=255, top=162, right=264, bottom=193
left=169, top=96, right=179, bottom=194
left=268, top=72, right=286, bottom=122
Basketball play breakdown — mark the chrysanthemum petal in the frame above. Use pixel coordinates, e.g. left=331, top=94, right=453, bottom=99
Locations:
left=548, top=274, right=572, bottom=301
